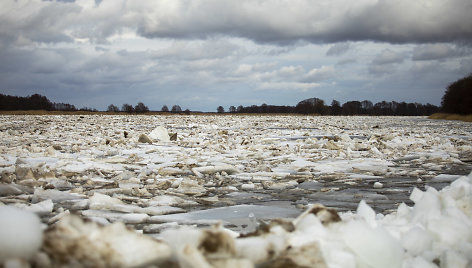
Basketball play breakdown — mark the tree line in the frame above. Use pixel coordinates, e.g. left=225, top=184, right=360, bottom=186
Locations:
left=106, top=103, right=190, bottom=114
left=3, top=72, right=470, bottom=115
left=0, top=94, right=189, bottom=114
left=0, top=93, right=79, bottom=111
left=0, top=93, right=441, bottom=115
left=217, top=73, right=472, bottom=115
left=219, top=99, right=440, bottom=116
left=107, top=103, right=149, bottom=113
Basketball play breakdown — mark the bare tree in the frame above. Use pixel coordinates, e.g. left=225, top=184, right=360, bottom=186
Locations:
left=229, top=106, right=236, bottom=113
left=134, top=102, right=149, bottom=113
left=217, top=106, right=225, bottom=113
left=171, top=105, right=182, bottom=113
left=330, top=100, right=341, bottom=115
left=161, top=105, right=169, bottom=112
left=107, top=104, right=120, bottom=112
left=122, top=103, right=134, bottom=113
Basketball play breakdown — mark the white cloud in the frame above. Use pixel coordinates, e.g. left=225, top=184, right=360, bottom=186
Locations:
left=303, top=66, right=335, bottom=82
left=276, top=65, right=305, bottom=78
left=234, top=64, right=253, bottom=76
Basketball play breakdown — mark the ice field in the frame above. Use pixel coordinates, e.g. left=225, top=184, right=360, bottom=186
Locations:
left=0, top=115, right=471, bottom=267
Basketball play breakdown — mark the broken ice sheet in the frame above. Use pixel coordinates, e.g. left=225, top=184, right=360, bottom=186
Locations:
left=0, top=115, right=471, bottom=266
left=149, top=204, right=300, bottom=230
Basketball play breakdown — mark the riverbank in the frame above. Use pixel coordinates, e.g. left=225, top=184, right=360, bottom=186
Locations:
left=429, top=113, right=472, bottom=122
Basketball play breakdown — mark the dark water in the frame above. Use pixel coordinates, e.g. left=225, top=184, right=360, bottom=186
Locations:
left=140, top=166, right=471, bottom=234
left=218, top=164, right=472, bottom=216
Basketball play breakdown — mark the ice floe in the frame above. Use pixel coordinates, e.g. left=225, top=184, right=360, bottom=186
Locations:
left=0, top=173, right=470, bottom=266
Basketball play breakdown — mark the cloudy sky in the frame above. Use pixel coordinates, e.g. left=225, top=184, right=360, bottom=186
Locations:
left=1, top=0, right=472, bottom=111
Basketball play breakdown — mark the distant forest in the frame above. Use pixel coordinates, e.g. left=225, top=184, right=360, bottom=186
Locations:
left=225, top=98, right=440, bottom=116
left=0, top=93, right=441, bottom=116
left=0, top=93, right=182, bottom=114
left=227, top=73, right=471, bottom=116
left=2, top=74, right=470, bottom=115
left=0, top=93, right=79, bottom=111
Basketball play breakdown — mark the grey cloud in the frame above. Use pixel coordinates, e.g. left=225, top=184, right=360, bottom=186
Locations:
left=336, top=58, right=357, bottom=65
left=325, top=0, right=472, bottom=44
left=0, top=1, right=79, bottom=45
left=372, top=49, right=404, bottom=65
left=412, top=44, right=462, bottom=61
left=326, top=43, right=350, bottom=56
left=150, top=39, right=244, bottom=61
left=411, top=61, right=440, bottom=74
left=459, top=59, right=472, bottom=74
left=0, top=46, right=83, bottom=78
left=229, top=63, right=335, bottom=93
left=0, top=44, right=157, bottom=100
left=133, top=0, right=472, bottom=45
left=0, top=0, right=134, bottom=46
left=3, top=0, right=472, bottom=46
left=258, top=46, right=295, bottom=56
left=369, top=63, right=397, bottom=75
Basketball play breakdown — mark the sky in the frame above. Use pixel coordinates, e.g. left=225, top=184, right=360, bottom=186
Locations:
left=1, top=0, right=472, bottom=112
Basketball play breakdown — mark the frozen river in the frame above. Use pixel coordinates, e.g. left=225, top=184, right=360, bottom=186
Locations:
left=1, top=114, right=472, bottom=267
left=1, top=115, right=471, bottom=231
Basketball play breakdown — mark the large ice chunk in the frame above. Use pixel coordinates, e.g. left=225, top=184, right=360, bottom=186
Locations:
left=148, top=126, right=170, bottom=142
left=0, top=206, right=43, bottom=262
left=43, top=215, right=171, bottom=267
left=342, top=220, right=403, bottom=268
